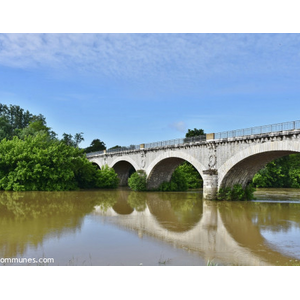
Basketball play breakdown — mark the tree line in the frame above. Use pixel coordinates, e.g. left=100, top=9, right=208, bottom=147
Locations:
left=0, top=104, right=118, bottom=191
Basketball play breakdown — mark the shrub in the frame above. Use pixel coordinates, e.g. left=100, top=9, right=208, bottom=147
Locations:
left=217, top=184, right=255, bottom=201
left=158, top=168, right=188, bottom=191
left=128, top=170, right=147, bottom=191
left=0, top=134, right=119, bottom=191
left=176, top=162, right=203, bottom=189
left=96, top=165, right=119, bottom=189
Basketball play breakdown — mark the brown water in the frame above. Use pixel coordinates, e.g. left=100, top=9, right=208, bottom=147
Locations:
left=0, top=188, right=300, bottom=266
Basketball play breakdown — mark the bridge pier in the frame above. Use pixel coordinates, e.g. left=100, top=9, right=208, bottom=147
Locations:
left=203, top=170, right=218, bottom=200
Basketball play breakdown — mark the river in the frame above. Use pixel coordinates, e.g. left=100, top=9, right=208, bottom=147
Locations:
left=0, top=188, right=300, bottom=266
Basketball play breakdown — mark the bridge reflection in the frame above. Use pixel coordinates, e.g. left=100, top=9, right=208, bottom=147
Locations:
left=0, top=190, right=298, bottom=265
left=94, top=191, right=297, bottom=266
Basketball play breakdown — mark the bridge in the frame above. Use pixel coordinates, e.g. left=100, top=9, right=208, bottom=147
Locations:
left=87, top=120, right=300, bottom=200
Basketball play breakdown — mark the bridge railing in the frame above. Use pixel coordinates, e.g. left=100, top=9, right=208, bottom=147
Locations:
left=86, top=144, right=140, bottom=157
left=86, top=120, right=300, bottom=157
left=86, top=150, right=105, bottom=157
left=85, top=135, right=206, bottom=156
left=144, top=135, right=206, bottom=149
left=215, top=120, right=300, bottom=139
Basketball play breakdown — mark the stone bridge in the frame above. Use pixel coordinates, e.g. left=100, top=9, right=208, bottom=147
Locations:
left=87, top=120, right=300, bottom=200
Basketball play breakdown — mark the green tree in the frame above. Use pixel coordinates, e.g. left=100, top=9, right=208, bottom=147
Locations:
left=185, top=128, right=205, bottom=138
left=217, top=184, right=255, bottom=201
left=288, top=154, right=300, bottom=188
left=0, top=104, right=41, bottom=139
left=109, top=145, right=122, bottom=150
left=61, top=132, right=84, bottom=148
left=176, top=162, right=203, bottom=189
left=17, top=119, right=57, bottom=140
left=128, top=170, right=147, bottom=191
left=0, top=133, right=116, bottom=191
left=96, top=165, right=119, bottom=189
left=85, top=139, right=106, bottom=153
left=252, top=154, right=300, bottom=188
left=158, top=168, right=188, bottom=191
left=0, top=116, right=12, bottom=140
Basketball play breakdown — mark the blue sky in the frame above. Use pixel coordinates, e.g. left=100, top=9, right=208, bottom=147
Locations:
left=1, top=33, right=300, bottom=149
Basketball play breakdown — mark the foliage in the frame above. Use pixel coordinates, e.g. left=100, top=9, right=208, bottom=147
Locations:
left=128, top=170, right=147, bottom=191
left=217, top=184, right=255, bottom=201
left=85, top=139, right=106, bottom=153
left=61, top=132, right=84, bottom=148
left=252, top=154, right=300, bottom=188
left=0, top=133, right=118, bottom=191
left=185, top=128, right=205, bottom=138
left=0, top=116, right=12, bottom=140
left=158, top=162, right=202, bottom=192
left=109, top=145, right=122, bottom=150
left=0, top=103, right=118, bottom=192
left=95, top=165, right=119, bottom=189
left=176, top=162, right=203, bottom=189
left=0, top=104, right=44, bottom=139
left=158, top=167, right=188, bottom=191
left=0, top=134, right=79, bottom=191
left=17, top=119, right=57, bottom=140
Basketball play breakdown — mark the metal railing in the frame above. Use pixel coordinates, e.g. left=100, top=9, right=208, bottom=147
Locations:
left=86, top=120, right=300, bottom=156
left=144, top=135, right=206, bottom=149
left=86, top=150, right=105, bottom=157
left=215, top=120, right=300, bottom=139
left=86, top=144, right=140, bottom=157
left=86, top=135, right=206, bottom=156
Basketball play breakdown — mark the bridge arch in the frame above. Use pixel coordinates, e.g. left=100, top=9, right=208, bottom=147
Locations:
left=110, top=156, right=139, bottom=186
left=218, top=140, right=300, bottom=188
left=146, top=151, right=205, bottom=190
left=88, top=158, right=102, bottom=170
left=91, top=162, right=101, bottom=170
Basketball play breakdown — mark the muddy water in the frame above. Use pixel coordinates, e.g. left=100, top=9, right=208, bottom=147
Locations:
left=0, top=188, right=300, bottom=266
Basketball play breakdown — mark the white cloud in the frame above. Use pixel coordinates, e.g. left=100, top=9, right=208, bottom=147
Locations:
left=1, top=33, right=300, bottom=87
left=170, top=121, right=186, bottom=133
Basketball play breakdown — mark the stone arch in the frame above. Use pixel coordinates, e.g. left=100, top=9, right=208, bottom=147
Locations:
left=146, top=151, right=205, bottom=190
left=91, top=162, right=101, bottom=170
left=111, top=157, right=139, bottom=186
left=88, top=159, right=101, bottom=170
left=218, top=140, right=300, bottom=188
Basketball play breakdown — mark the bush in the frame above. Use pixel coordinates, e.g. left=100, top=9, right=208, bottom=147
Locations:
left=217, top=184, right=255, bottom=201
left=158, top=168, right=188, bottom=191
left=96, top=165, right=119, bottom=189
left=0, top=134, right=119, bottom=191
left=128, top=170, right=147, bottom=191
left=176, top=162, right=203, bottom=189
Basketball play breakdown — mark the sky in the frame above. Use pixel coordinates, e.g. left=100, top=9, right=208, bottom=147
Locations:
left=1, top=33, right=300, bottom=149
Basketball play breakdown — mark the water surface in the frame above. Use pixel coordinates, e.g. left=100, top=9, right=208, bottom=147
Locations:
left=0, top=188, right=300, bottom=266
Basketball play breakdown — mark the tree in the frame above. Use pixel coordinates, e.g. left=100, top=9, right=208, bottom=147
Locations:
left=109, top=145, right=122, bottom=150
left=158, top=168, right=188, bottom=191
left=0, top=133, right=118, bottom=191
left=0, top=103, right=40, bottom=139
left=128, top=170, right=147, bottom=191
left=61, top=132, right=84, bottom=148
left=185, top=128, right=205, bottom=138
left=252, top=154, right=300, bottom=188
left=85, top=139, right=106, bottom=153
left=0, top=116, right=12, bottom=140
left=74, top=132, right=84, bottom=147
left=95, top=165, right=119, bottom=189
left=17, top=119, right=57, bottom=140
left=176, top=162, right=203, bottom=189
